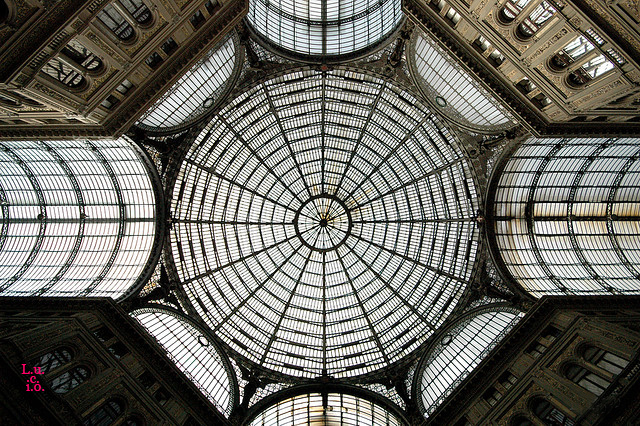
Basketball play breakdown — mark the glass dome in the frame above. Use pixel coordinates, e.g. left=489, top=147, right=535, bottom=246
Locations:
left=489, top=137, right=640, bottom=297
left=246, top=0, right=403, bottom=59
left=0, top=138, right=159, bottom=299
left=169, top=68, right=480, bottom=378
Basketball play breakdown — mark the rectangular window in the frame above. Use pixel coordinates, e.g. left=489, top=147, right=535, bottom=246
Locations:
left=145, top=52, right=163, bottom=69
left=161, top=38, right=178, bottom=56
left=190, top=10, right=205, bottom=29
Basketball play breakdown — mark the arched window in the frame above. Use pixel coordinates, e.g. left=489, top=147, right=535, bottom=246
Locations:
left=500, top=0, right=531, bottom=23
left=32, top=347, right=73, bottom=374
left=567, top=55, right=614, bottom=87
left=564, top=362, right=609, bottom=396
left=550, top=36, right=595, bottom=70
left=50, top=365, right=90, bottom=393
left=119, top=0, right=152, bottom=25
left=517, top=1, right=556, bottom=38
left=62, top=39, right=103, bottom=72
left=531, top=396, right=575, bottom=425
left=83, top=398, right=124, bottom=426
left=41, top=58, right=86, bottom=88
left=510, top=415, right=534, bottom=426
left=122, top=416, right=143, bottom=425
left=582, top=345, right=629, bottom=376
left=97, top=4, right=134, bottom=41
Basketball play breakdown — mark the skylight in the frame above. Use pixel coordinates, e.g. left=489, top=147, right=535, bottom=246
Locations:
left=246, top=0, right=403, bottom=58
left=170, top=68, right=480, bottom=378
left=0, top=138, right=157, bottom=299
left=132, top=308, right=238, bottom=416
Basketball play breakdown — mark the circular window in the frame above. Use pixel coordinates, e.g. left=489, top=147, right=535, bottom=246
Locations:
left=170, top=69, right=480, bottom=378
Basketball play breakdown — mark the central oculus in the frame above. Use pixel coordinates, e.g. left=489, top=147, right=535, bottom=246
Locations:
left=294, top=194, right=352, bottom=252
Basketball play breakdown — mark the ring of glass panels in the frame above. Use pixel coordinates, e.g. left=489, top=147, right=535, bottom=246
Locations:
left=247, top=390, right=406, bottom=426
left=414, top=305, right=522, bottom=417
left=136, top=33, right=240, bottom=134
left=489, top=137, right=640, bottom=297
left=0, top=138, right=158, bottom=299
left=170, top=68, right=480, bottom=378
left=132, top=307, right=238, bottom=417
left=246, top=0, right=403, bottom=60
left=408, top=30, right=515, bottom=133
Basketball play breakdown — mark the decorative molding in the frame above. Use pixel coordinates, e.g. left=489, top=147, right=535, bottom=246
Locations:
left=528, top=27, right=568, bottom=62
left=572, top=79, right=625, bottom=107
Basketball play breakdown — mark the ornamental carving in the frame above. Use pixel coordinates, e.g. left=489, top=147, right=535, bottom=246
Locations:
left=543, top=373, right=587, bottom=406
left=549, top=335, right=584, bottom=371
left=122, top=22, right=166, bottom=57
left=32, top=82, right=81, bottom=109
left=580, top=0, right=640, bottom=52
left=81, top=68, right=115, bottom=100
left=85, top=31, right=126, bottom=64
left=579, top=320, right=638, bottom=348
left=571, top=79, right=625, bottom=107
left=528, top=28, right=568, bottom=62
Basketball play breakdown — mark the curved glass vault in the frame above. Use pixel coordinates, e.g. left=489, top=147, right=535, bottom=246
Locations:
left=170, top=68, right=480, bottom=378
left=136, top=34, right=239, bottom=133
left=410, top=31, right=515, bottom=132
left=246, top=0, right=403, bottom=59
left=490, top=137, right=640, bottom=297
left=132, top=308, right=238, bottom=417
left=0, top=138, right=158, bottom=299
left=248, top=391, right=405, bottom=425
left=415, top=306, right=522, bottom=416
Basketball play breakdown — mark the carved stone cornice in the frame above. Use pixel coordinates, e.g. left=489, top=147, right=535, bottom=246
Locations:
left=403, top=0, right=640, bottom=137
left=105, top=0, right=248, bottom=136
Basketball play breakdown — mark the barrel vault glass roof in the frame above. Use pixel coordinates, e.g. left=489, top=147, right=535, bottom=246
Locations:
left=8, top=1, right=640, bottom=423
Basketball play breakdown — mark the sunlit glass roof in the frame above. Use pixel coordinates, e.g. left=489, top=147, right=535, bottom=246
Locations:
left=170, top=68, right=480, bottom=378
left=491, top=137, right=640, bottom=297
left=136, top=34, right=239, bottom=132
left=246, top=0, right=403, bottom=59
left=416, top=307, right=522, bottom=417
left=411, top=31, right=514, bottom=130
left=248, top=392, right=405, bottom=425
left=132, top=308, right=237, bottom=417
left=0, top=138, right=158, bottom=299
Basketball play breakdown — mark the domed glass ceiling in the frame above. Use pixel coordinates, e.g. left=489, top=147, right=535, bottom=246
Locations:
left=246, top=0, right=403, bottom=58
left=170, top=68, right=479, bottom=378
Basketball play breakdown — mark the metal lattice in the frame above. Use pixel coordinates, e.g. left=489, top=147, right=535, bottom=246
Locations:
left=169, top=68, right=480, bottom=378
left=491, top=137, right=640, bottom=297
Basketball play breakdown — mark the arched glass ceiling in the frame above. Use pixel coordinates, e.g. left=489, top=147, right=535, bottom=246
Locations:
left=416, top=307, right=522, bottom=417
left=136, top=34, right=238, bottom=132
left=0, top=138, right=157, bottom=299
left=248, top=392, right=405, bottom=425
left=246, top=0, right=403, bottom=58
left=491, top=137, right=640, bottom=297
left=411, top=31, right=514, bottom=130
left=132, top=308, right=237, bottom=417
left=170, top=69, right=480, bottom=378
